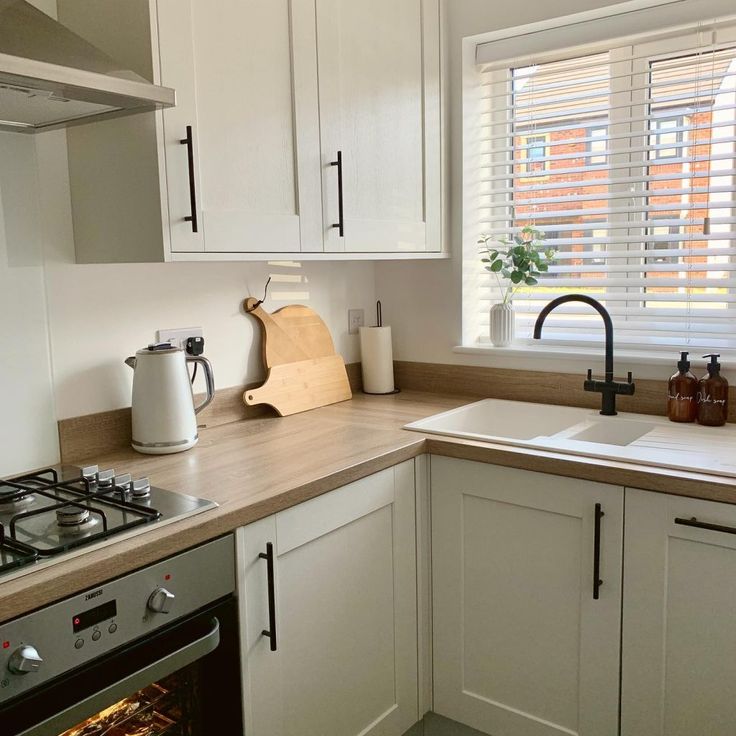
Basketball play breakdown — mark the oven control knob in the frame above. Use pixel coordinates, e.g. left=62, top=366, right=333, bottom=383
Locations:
left=8, top=644, right=43, bottom=675
left=147, top=587, right=175, bottom=614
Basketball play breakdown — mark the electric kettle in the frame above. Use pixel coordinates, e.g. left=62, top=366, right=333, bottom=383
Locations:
left=125, top=344, right=215, bottom=454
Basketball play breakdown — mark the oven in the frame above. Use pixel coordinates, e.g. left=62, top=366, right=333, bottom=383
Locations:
left=0, top=536, right=243, bottom=736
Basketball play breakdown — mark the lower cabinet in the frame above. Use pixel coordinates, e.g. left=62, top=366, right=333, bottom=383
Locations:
left=237, top=461, right=419, bottom=736
left=431, top=457, right=623, bottom=736
left=237, top=453, right=736, bottom=736
left=622, top=488, right=736, bottom=736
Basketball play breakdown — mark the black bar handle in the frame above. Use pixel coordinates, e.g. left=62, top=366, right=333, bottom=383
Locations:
left=330, top=150, right=344, bottom=237
left=675, top=516, right=736, bottom=536
left=593, top=503, right=604, bottom=600
left=259, top=542, right=277, bottom=651
left=180, top=125, right=198, bottom=233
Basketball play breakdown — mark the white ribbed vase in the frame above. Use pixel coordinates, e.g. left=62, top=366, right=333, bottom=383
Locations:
left=489, top=302, right=515, bottom=347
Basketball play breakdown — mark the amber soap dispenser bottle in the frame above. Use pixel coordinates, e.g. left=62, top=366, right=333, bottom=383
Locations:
left=697, top=354, right=729, bottom=427
left=668, top=351, right=698, bottom=422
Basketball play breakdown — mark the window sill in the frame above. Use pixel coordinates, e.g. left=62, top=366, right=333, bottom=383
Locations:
left=453, top=343, right=736, bottom=379
left=455, top=342, right=682, bottom=366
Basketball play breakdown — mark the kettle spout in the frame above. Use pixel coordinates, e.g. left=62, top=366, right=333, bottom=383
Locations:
left=125, top=356, right=136, bottom=369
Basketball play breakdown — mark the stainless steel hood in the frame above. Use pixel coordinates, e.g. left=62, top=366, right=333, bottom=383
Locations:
left=0, top=0, right=175, bottom=133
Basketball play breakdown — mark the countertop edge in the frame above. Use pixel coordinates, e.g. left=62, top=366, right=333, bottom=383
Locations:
left=3, top=390, right=735, bottom=624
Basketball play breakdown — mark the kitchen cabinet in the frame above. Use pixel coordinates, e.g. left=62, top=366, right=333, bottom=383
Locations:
left=63, top=0, right=442, bottom=262
left=431, top=457, right=623, bottom=736
left=157, top=0, right=321, bottom=257
left=237, top=461, right=419, bottom=736
left=621, top=489, right=736, bottom=736
left=317, top=0, right=441, bottom=254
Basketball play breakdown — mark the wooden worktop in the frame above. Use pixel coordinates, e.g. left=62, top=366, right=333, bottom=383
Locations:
left=2, top=390, right=735, bottom=624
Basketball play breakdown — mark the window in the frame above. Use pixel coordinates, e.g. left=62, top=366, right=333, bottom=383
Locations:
left=522, top=134, right=549, bottom=173
left=650, top=116, right=686, bottom=159
left=468, top=16, right=736, bottom=351
left=587, top=126, right=608, bottom=164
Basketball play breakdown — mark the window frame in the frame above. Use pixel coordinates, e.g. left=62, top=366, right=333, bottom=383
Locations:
left=462, top=20, right=736, bottom=355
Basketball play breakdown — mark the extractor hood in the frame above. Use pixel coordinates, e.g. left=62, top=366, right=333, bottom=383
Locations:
left=0, top=0, right=175, bottom=133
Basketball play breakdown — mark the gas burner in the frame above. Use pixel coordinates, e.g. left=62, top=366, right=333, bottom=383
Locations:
left=56, top=505, right=91, bottom=527
left=0, top=487, right=35, bottom=512
left=0, top=464, right=215, bottom=579
left=52, top=508, right=100, bottom=539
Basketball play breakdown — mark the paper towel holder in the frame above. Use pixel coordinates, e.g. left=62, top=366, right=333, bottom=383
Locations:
left=361, top=301, right=401, bottom=395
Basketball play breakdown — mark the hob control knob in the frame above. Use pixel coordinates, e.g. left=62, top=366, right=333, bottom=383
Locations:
left=131, top=478, right=151, bottom=499
left=147, top=587, right=175, bottom=614
left=8, top=644, right=43, bottom=675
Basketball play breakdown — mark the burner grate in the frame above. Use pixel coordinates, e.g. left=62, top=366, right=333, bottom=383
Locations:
left=2, top=468, right=162, bottom=557
left=0, top=523, right=38, bottom=574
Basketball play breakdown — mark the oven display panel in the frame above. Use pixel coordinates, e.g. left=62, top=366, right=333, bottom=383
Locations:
left=72, top=600, right=117, bottom=633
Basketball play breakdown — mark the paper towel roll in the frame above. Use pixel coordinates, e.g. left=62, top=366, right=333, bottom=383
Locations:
left=359, top=326, right=395, bottom=394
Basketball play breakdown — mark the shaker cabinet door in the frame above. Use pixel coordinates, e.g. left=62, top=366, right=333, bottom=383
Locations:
left=237, top=461, right=419, bottom=736
left=157, top=0, right=321, bottom=255
left=316, top=0, right=441, bottom=254
left=431, top=457, right=623, bottom=736
left=622, top=488, right=736, bottom=736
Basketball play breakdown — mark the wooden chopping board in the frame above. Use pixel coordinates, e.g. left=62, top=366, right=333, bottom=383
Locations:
left=243, top=298, right=352, bottom=416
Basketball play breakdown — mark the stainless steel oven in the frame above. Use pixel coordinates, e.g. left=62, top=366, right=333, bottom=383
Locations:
left=0, top=535, right=243, bottom=736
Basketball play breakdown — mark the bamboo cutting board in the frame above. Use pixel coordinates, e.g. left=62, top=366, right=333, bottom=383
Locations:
left=243, top=297, right=352, bottom=416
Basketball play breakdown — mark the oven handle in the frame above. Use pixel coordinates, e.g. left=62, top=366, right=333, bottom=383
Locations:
left=20, top=618, right=220, bottom=736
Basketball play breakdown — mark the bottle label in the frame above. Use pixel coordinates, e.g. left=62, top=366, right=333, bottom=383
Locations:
left=668, top=393, right=695, bottom=403
left=697, top=391, right=727, bottom=406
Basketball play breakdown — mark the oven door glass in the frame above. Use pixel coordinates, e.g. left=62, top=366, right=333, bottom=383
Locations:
left=2, top=598, right=242, bottom=736
left=59, top=664, right=204, bottom=736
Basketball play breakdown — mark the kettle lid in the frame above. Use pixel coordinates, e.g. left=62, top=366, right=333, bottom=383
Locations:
left=136, top=342, right=182, bottom=356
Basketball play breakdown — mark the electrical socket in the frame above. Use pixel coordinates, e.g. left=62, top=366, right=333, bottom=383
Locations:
left=156, top=327, right=204, bottom=351
left=348, top=309, right=365, bottom=335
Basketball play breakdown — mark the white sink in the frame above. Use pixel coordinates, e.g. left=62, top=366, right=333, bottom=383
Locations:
left=561, top=419, right=656, bottom=446
left=405, top=398, right=736, bottom=479
left=405, top=398, right=588, bottom=442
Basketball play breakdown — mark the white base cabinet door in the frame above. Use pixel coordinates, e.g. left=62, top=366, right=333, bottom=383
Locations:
left=237, top=461, right=419, bottom=736
left=432, top=457, right=623, bottom=736
left=622, top=489, right=736, bottom=736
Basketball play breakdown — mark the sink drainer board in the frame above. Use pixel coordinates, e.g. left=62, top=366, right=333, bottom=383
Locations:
left=405, top=399, right=736, bottom=479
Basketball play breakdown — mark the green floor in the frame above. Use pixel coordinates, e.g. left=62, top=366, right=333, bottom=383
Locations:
left=403, top=712, right=488, bottom=736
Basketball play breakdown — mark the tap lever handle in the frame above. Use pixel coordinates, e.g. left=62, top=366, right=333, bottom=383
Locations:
left=587, top=368, right=593, bottom=380
left=627, top=371, right=633, bottom=384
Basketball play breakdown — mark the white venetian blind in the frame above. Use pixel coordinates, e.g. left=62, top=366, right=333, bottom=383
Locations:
left=474, top=19, right=736, bottom=350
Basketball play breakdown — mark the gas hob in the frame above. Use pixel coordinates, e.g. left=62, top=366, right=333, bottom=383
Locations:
left=0, top=464, right=216, bottom=583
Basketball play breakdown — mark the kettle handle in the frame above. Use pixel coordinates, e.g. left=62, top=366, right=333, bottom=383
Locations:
left=187, top=356, right=215, bottom=414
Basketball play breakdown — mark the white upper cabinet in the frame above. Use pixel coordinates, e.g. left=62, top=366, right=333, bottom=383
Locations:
left=64, top=0, right=442, bottom=262
left=316, top=0, right=441, bottom=253
left=622, top=489, right=736, bottom=736
left=157, top=0, right=321, bottom=256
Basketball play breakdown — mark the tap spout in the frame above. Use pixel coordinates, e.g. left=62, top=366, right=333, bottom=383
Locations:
left=533, top=294, right=614, bottom=383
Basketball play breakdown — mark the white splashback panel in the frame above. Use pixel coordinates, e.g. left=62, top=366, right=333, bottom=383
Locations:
left=0, top=133, right=59, bottom=475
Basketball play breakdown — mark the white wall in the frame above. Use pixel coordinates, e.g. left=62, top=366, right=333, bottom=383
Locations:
left=35, top=134, right=376, bottom=420
left=375, top=0, right=688, bottom=381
